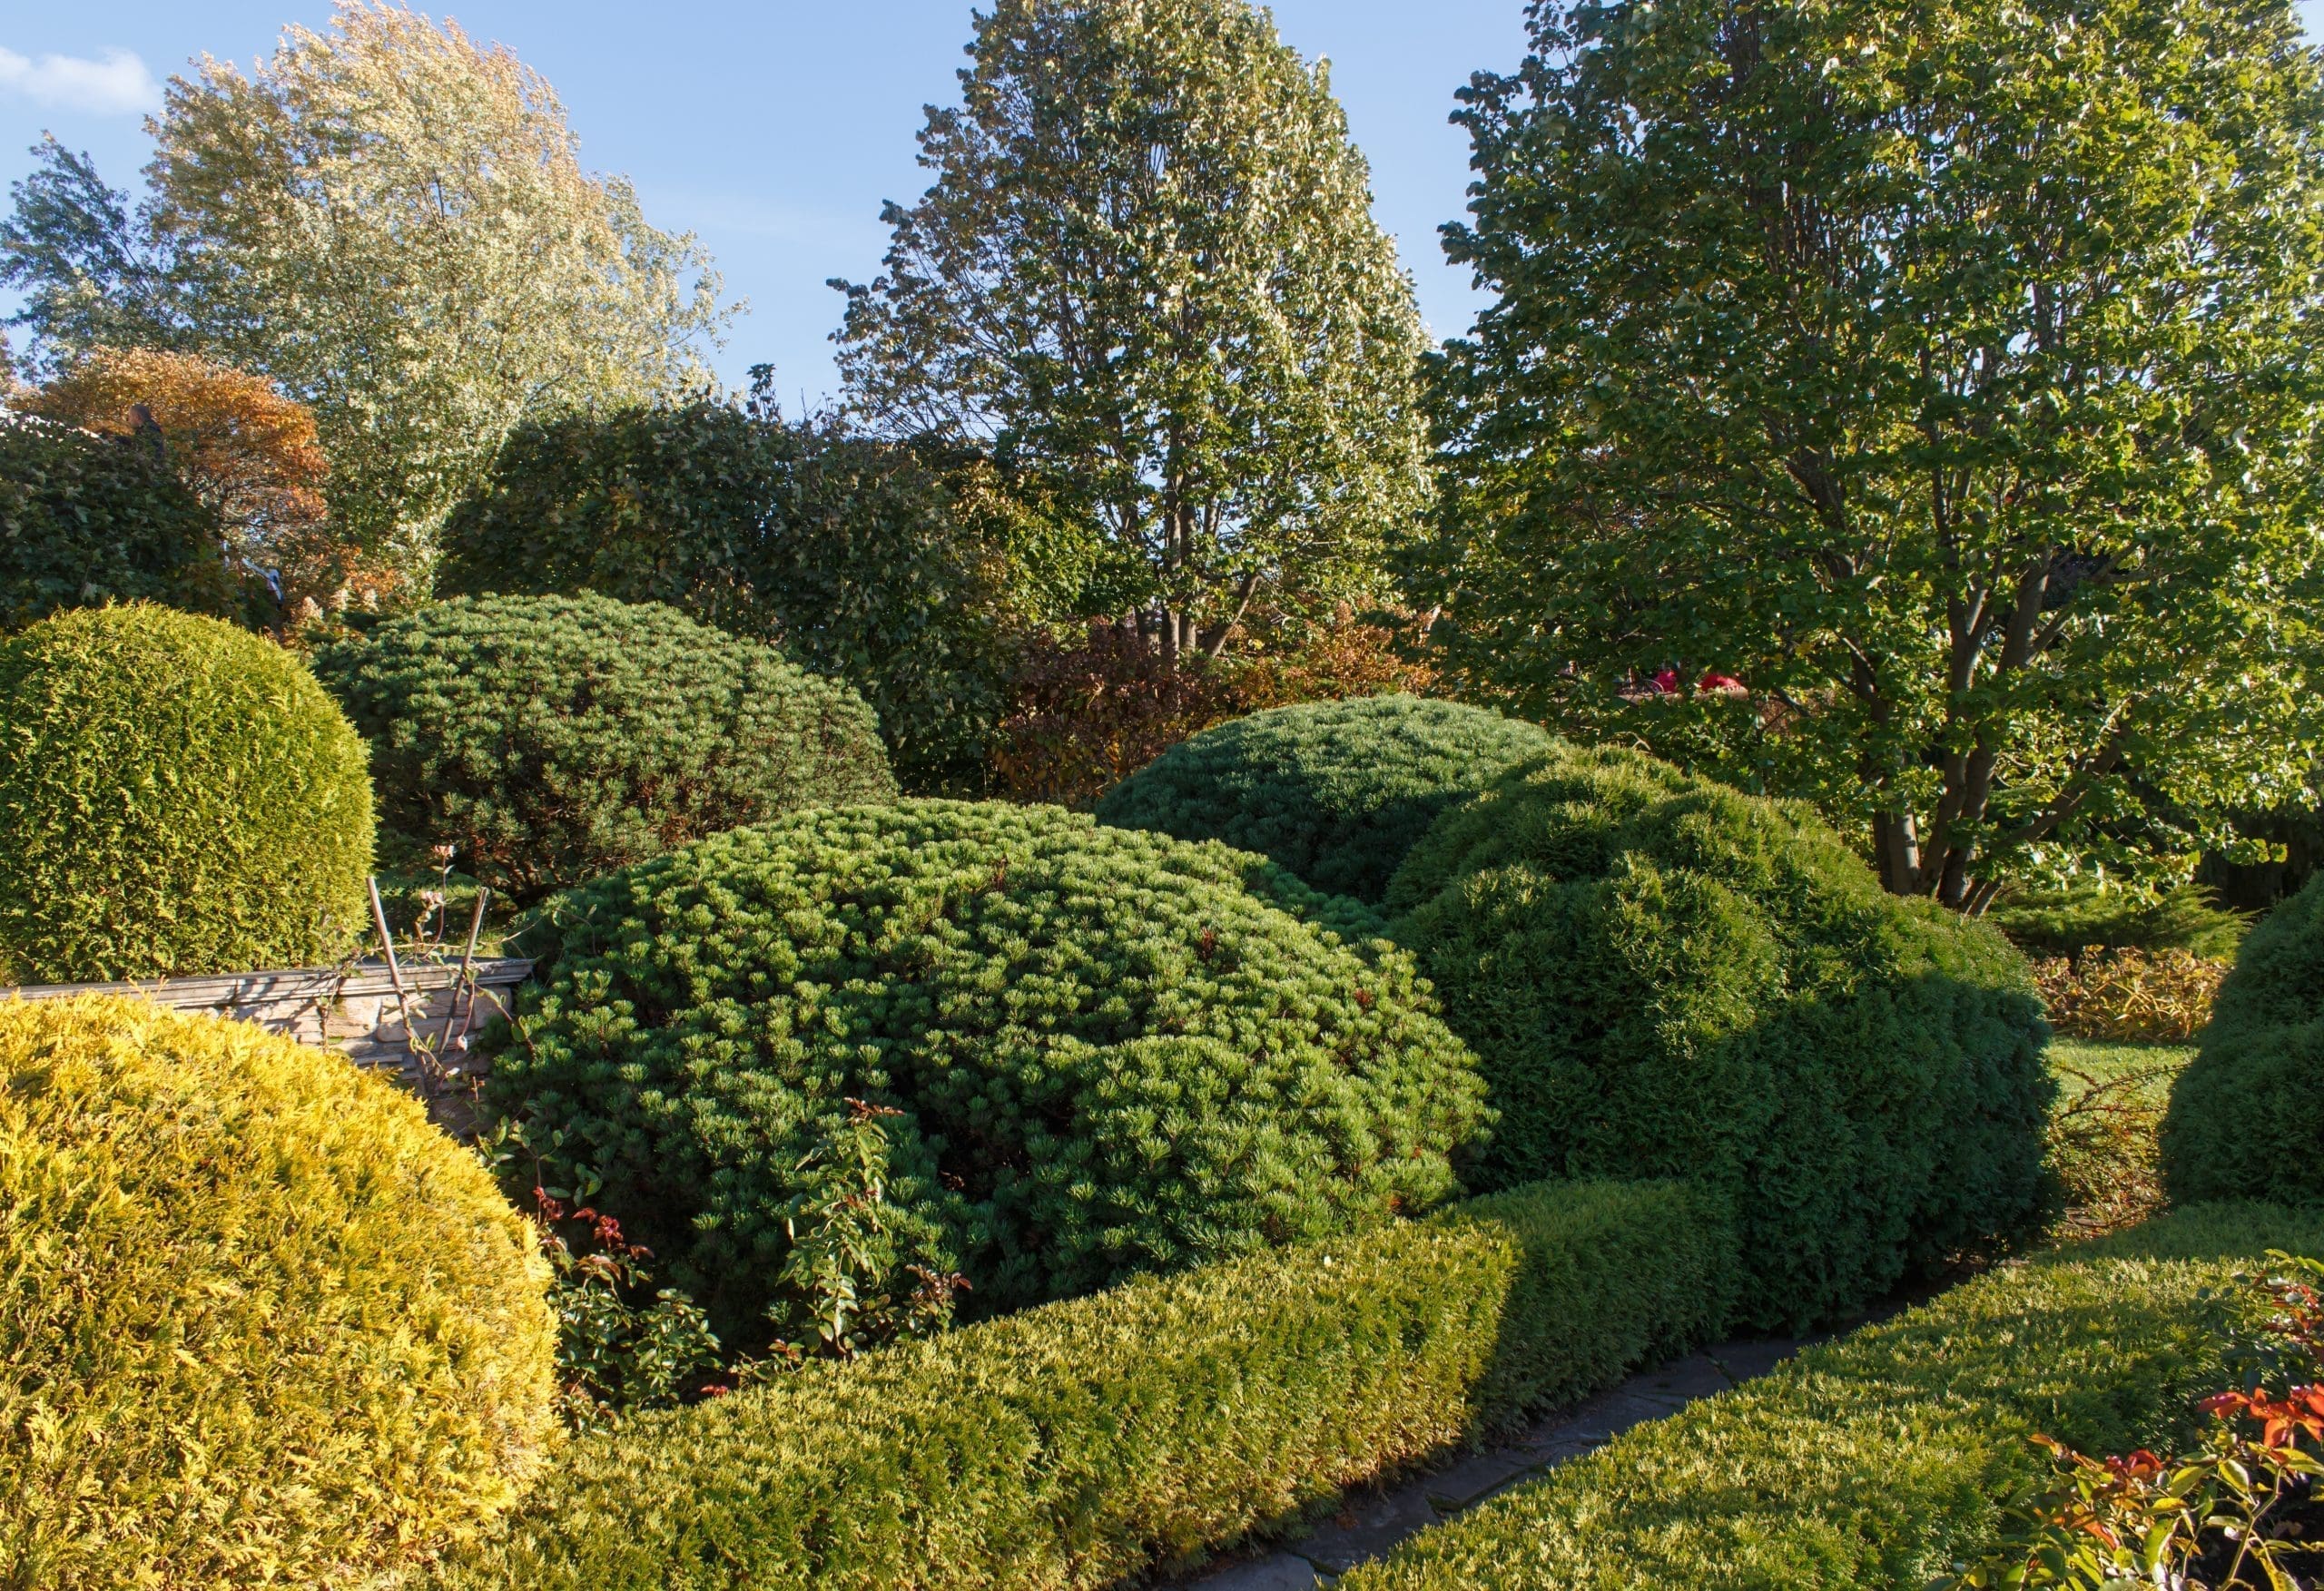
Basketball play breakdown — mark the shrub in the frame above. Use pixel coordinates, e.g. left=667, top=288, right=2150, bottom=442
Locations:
left=312, top=592, right=896, bottom=906
left=2030, top=948, right=2227, bottom=1042
left=1096, top=694, right=1559, bottom=902
left=1989, top=885, right=2250, bottom=962
left=1336, top=1202, right=2324, bottom=1591
left=0, top=995, right=557, bottom=1588
left=2160, top=875, right=2324, bottom=1208
left=437, top=1177, right=1735, bottom=1591
left=1385, top=744, right=2053, bottom=1330
left=483, top=800, right=1489, bottom=1339
left=0, top=603, right=374, bottom=984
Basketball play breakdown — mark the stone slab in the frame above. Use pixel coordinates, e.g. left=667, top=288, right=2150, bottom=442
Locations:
left=1293, top=1479, right=1442, bottom=1574
left=1423, top=1449, right=1536, bottom=1508
left=1187, top=1552, right=1322, bottom=1591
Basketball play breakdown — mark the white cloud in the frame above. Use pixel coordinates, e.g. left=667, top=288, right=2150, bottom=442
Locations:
left=0, top=46, right=162, bottom=116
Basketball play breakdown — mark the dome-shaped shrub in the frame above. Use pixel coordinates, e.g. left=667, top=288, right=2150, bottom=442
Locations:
left=2160, top=875, right=2324, bottom=1206
left=0, top=604, right=373, bottom=984
left=313, top=592, right=898, bottom=904
left=1095, top=694, right=1561, bottom=903
left=486, top=800, right=1489, bottom=1337
left=1385, top=746, right=2052, bottom=1331
left=0, top=995, right=556, bottom=1588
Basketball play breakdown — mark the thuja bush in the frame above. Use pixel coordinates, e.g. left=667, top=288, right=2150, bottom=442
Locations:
left=313, top=593, right=897, bottom=905
left=484, top=800, right=1489, bottom=1339
left=0, top=996, right=557, bottom=1589
left=0, top=603, right=374, bottom=983
left=2160, top=875, right=2324, bottom=1207
left=1096, top=694, right=1561, bottom=903
left=1387, top=745, right=2053, bottom=1330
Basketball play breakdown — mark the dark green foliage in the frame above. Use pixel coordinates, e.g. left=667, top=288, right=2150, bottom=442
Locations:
left=1096, top=694, right=1561, bottom=903
left=1340, top=1202, right=2324, bottom=1591
left=1386, top=745, right=2053, bottom=1330
left=437, top=1177, right=1736, bottom=1591
left=1990, top=886, right=2249, bottom=961
left=484, top=800, right=1489, bottom=1339
left=311, top=593, right=895, bottom=906
left=2160, top=876, right=2324, bottom=1207
left=0, top=412, right=228, bottom=628
left=0, top=604, right=373, bottom=983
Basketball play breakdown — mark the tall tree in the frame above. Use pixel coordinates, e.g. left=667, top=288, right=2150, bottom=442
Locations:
left=1427, top=0, right=2324, bottom=908
left=835, top=0, right=1430, bottom=665
left=0, top=136, right=184, bottom=375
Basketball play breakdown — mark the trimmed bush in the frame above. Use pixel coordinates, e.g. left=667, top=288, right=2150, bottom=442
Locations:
left=0, top=995, right=557, bottom=1588
left=1385, top=744, right=2053, bottom=1330
left=2160, top=874, right=2324, bottom=1207
left=1338, top=1201, right=2324, bottom=1591
left=438, top=1177, right=1736, bottom=1591
left=1096, top=694, right=1561, bottom=902
left=0, top=604, right=374, bottom=984
left=313, top=592, right=897, bottom=906
left=484, top=800, right=1489, bottom=1337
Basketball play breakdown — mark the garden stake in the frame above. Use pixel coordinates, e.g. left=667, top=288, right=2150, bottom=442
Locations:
left=367, top=875, right=418, bottom=1044
left=451, top=887, right=492, bottom=1056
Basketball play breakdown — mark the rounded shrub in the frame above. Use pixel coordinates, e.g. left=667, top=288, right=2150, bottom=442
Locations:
left=0, top=994, right=557, bottom=1588
left=1385, top=745, right=2053, bottom=1331
left=486, top=800, right=1490, bottom=1338
left=2160, top=875, right=2324, bottom=1207
left=313, top=592, right=898, bottom=905
left=0, top=603, right=374, bottom=984
left=1095, top=694, right=1562, bottom=903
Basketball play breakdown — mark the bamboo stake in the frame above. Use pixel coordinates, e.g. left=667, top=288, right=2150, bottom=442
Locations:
left=367, top=876, right=416, bottom=1039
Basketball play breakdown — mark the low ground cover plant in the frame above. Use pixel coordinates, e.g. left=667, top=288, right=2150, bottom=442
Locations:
left=2044, top=1039, right=2191, bottom=1241
left=0, top=603, right=374, bottom=983
left=2030, top=948, right=2228, bottom=1043
left=1386, top=743, right=2053, bottom=1330
left=0, top=995, right=557, bottom=1588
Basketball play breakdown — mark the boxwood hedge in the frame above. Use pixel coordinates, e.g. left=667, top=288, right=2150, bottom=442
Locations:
left=1096, top=694, right=1561, bottom=902
left=485, top=800, right=1490, bottom=1337
left=1386, top=744, right=2053, bottom=1330
left=438, top=1177, right=1736, bottom=1591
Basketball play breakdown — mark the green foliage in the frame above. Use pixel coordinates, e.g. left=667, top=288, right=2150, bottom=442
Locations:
left=1386, top=744, right=2053, bottom=1329
left=1423, top=0, right=2324, bottom=904
left=1336, top=1202, right=2324, bottom=1591
left=1991, top=887, right=2250, bottom=962
left=436, top=1177, right=1736, bottom=1591
left=2160, top=875, right=2324, bottom=1207
left=1096, top=694, right=1561, bottom=903
left=0, top=603, right=373, bottom=983
left=434, top=398, right=1036, bottom=792
left=0, top=411, right=231, bottom=628
left=483, top=800, right=1488, bottom=1340
left=312, top=592, right=895, bottom=906
left=0, top=995, right=558, bottom=1588
left=2045, top=1039, right=2191, bottom=1240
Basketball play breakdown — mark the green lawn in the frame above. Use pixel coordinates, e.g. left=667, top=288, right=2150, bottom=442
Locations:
left=2045, top=1037, right=2192, bottom=1239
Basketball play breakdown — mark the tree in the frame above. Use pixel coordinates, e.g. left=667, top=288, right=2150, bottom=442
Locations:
left=1425, top=0, right=2324, bottom=908
left=0, top=135, right=183, bottom=378
left=834, top=0, right=1430, bottom=666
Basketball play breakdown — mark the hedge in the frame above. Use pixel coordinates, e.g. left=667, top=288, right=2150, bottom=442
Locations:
left=486, top=800, right=1486, bottom=1339
left=1338, top=1201, right=2324, bottom=1591
left=0, top=604, right=374, bottom=984
left=1096, top=694, right=1561, bottom=902
left=2160, top=873, right=2324, bottom=1206
left=436, top=1177, right=1735, bottom=1591
left=0, top=995, right=558, bottom=1589
left=1385, top=743, right=2052, bottom=1330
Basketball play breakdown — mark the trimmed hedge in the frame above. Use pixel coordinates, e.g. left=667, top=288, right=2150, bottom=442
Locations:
left=486, top=800, right=1487, bottom=1338
left=1096, top=694, right=1561, bottom=902
left=2160, top=874, right=2324, bottom=1206
left=313, top=592, right=896, bottom=905
left=0, top=995, right=558, bottom=1588
left=1339, top=1201, right=2324, bottom=1591
left=1385, top=744, right=2053, bottom=1331
left=0, top=604, right=374, bottom=984
left=438, top=1177, right=1736, bottom=1591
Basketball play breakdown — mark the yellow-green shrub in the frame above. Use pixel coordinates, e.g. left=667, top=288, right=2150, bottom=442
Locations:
left=0, top=996, right=558, bottom=1588
left=2032, top=948, right=2227, bottom=1042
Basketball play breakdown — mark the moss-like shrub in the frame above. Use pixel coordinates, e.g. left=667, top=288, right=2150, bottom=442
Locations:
left=440, top=1177, right=1735, bottom=1591
left=313, top=593, right=897, bottom=905
left=0, top=604, right=373, bottom=984
left=2160, top=875, right=2324, bottom=1206
left=1386, top=745, right=2053, bottom=1330
left=0, top=995, right=557, bottom=1588
left=1340, top=1201, right=2324, bottom=1591
left=485, top=800, right=1489, bottom=1336
left=1096, top=694, right=1561, bottom=902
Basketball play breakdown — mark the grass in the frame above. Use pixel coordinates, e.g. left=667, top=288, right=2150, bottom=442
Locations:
left=2045, top=1037, right=2193, bottom=1242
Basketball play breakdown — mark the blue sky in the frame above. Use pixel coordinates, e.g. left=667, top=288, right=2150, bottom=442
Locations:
left=4, top=1, right=2320, bottom=406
